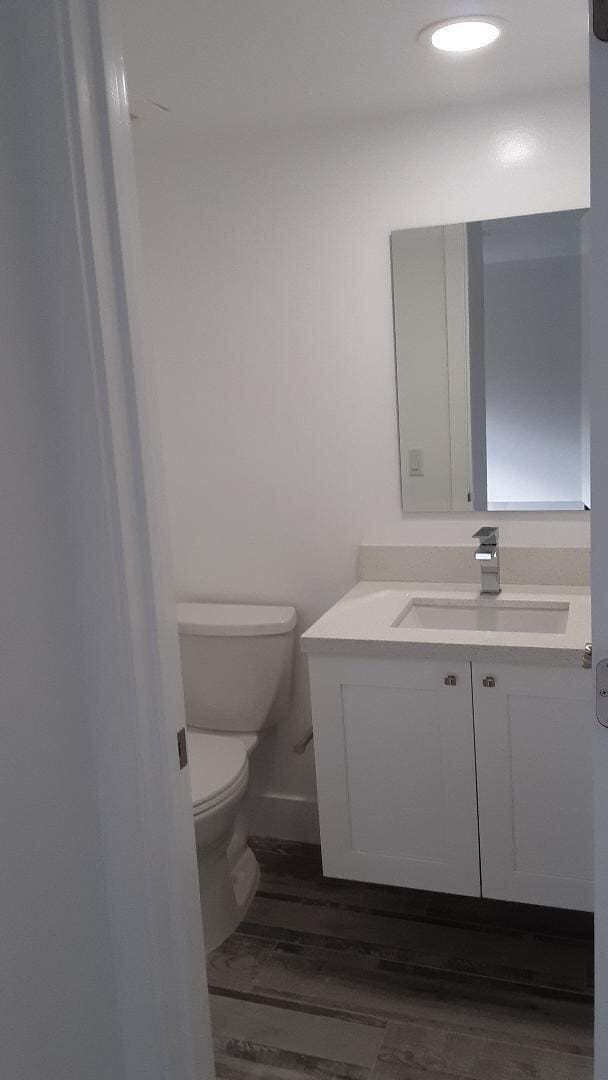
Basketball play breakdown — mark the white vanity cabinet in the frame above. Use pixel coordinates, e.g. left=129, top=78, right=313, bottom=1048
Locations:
left=308, top=655, right=481, bottom=897
left=472, top=663, right=593, bottom=911
left=308, top=653, right=593, bottom=911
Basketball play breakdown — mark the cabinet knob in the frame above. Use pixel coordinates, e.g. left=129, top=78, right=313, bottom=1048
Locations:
left=444, top=674, right=458, bottom=686
left=482, top=676, right=496, bottom=688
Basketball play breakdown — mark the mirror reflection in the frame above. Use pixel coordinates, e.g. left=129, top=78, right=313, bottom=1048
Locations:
left=392, top=209, right=589, bottom=512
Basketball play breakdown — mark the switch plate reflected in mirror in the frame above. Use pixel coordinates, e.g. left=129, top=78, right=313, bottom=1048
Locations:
left=391, top=208, right=590, bottom=513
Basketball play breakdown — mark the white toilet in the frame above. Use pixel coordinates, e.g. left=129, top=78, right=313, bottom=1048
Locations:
left=177, top=601, right=296, bottom=952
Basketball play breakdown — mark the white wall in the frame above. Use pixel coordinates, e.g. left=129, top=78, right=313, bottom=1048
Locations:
left=134, top=87, right=590, bottom=820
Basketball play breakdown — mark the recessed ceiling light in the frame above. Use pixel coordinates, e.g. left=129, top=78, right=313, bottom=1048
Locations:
left=420, top=17, right=503, bottom=53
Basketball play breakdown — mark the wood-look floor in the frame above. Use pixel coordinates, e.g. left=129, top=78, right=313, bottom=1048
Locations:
left=207, top=839, right=594, bottom=1079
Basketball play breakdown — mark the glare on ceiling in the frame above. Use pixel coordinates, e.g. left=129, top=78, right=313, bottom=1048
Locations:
left=422, top=17, right=503, bottom=53
left=492, top=129, right=538, bottom=166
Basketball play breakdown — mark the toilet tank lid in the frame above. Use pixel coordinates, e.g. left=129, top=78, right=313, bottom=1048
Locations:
left=177, top=601, right=296, bottom=637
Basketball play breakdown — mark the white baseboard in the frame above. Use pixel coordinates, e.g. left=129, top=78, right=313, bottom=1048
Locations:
left=249, top=791, right=320, bottom=844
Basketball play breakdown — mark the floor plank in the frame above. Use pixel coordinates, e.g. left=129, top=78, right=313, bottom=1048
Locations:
left=210, top=992, right=385, bottom=1068
left=207, top=932, right=276, bottom=992
left=213, top=1036, right=371, bottom=1080
left=252, top=941, right=593, bottom=1054
left=370, top=1018, right=593, bottom=1079
left=243, top=893, right=590, bottom=993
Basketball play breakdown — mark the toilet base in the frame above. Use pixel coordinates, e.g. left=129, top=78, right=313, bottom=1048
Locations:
left=198, top=842, right=260, bottom=953
left=231, top=843, right=260, bottom=911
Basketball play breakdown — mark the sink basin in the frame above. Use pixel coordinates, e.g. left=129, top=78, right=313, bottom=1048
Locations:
left=395, top=598, right=569, bottom=634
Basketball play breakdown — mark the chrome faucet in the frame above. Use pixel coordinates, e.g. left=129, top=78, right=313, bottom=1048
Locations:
left=473, top=527, right=501, bottom=595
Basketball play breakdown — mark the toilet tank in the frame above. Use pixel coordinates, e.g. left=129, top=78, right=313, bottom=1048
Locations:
left=177, top=602, right=296, bottom=733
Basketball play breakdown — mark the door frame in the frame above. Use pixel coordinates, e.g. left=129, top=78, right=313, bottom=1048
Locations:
left=591, top=7, right=608, bottom=1078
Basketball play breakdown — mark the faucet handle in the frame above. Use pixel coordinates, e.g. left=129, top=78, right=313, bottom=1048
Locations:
left=473, top=526, right=499, bottom=544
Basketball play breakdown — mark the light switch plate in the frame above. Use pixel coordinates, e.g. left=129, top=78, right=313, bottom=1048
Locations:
left=408, top=448, right=424, bottom=476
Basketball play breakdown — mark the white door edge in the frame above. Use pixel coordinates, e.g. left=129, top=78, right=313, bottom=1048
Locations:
left=590, top=7, right=607, bottom=1077
left=54, top=0, right=214, bottom=1075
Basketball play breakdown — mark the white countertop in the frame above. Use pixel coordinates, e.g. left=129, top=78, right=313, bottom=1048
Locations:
left=301, top=581, right=591, bottom=666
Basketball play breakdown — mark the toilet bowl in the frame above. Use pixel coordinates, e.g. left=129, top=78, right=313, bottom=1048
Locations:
left=188, top=730, right=256, bottom=951
left=178, top=601, right=296, bottom=952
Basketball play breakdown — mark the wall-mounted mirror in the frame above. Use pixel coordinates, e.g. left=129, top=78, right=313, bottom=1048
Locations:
left=392, top=209, right=589, bottom=513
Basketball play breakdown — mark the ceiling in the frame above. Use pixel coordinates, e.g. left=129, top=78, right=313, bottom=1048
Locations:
left=122, top=0, right=589, bottom=137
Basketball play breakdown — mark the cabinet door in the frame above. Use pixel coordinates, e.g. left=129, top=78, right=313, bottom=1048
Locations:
left=308, top=656, right=480, bottom=896
left=472, top=664, right=593, bottom=910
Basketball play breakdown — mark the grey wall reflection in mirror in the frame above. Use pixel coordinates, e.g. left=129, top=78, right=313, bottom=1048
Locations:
left=391, top=209, right=590, bottom=513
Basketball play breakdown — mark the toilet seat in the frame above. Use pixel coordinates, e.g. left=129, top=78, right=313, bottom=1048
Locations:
left=208, top=730, right=260, bottom=756
left=187, top=730, right=248, bottom=814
